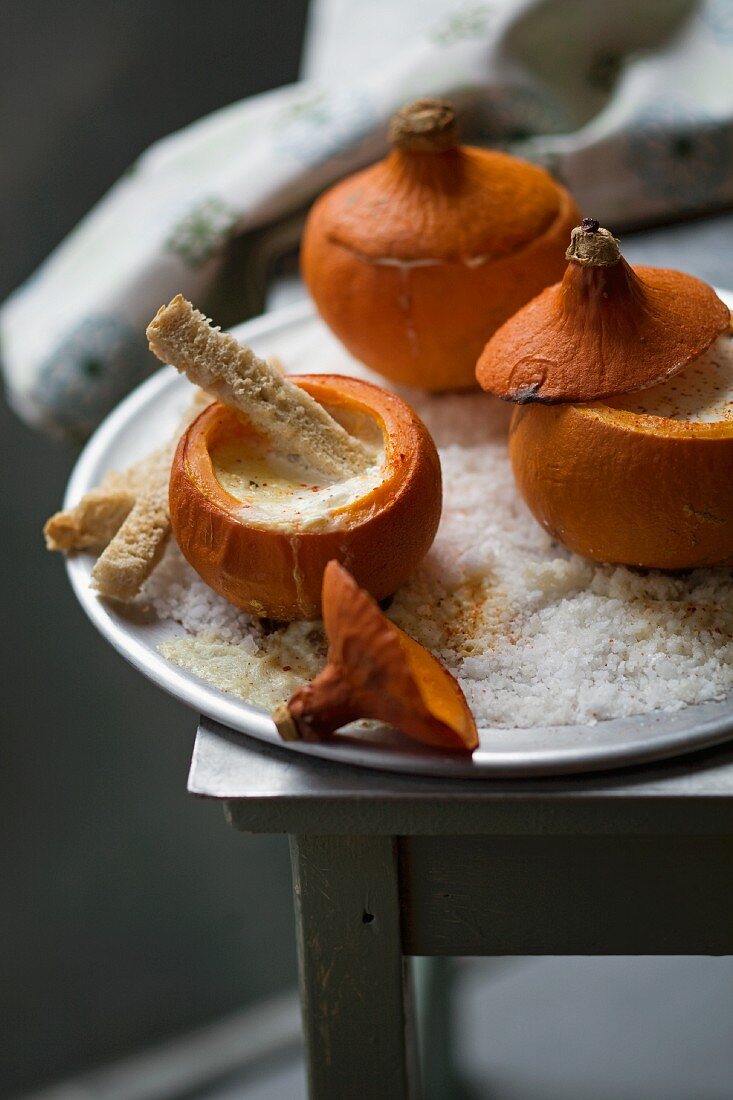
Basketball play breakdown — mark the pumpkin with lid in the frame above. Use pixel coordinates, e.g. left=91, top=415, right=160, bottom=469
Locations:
left=301, top=98, right=580, bottom=391
left=477, top=221, right=733, bottom=569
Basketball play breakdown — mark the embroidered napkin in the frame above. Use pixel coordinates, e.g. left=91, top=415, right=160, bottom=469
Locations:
left=3, top=0, right=732, bottom=441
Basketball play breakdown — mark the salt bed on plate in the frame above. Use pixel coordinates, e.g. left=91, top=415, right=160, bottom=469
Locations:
left=139, top=346, right=733, bottom=730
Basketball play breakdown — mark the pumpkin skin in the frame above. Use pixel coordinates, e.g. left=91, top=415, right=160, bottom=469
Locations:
left=169, top=375, right=442, bottom=620
left=302, top=104, right=580, bottom=392
left=477, top=253, right=730, bottom=404
left=509, top=402, right=733, bottom=569
left=277, top=560, right=478, bottom=752
left=482, top=220, right=733, bottom=569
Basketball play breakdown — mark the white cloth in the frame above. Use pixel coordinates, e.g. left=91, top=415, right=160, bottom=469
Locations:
left=3, top=0, right=733, bottom=440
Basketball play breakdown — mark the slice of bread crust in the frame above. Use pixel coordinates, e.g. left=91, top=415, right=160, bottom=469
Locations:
left=46, top=390, right=210, bottom=601
left=44, top=482, right=137, bottom=553
left=146, top=295, right=370, bottom=480
left=90, top=468, right=170, bottom=602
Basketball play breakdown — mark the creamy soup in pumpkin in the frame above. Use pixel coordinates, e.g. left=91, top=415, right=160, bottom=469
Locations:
left=608, top=330, right=733, bottom=423
left=210, top=405, right=386, bottom=531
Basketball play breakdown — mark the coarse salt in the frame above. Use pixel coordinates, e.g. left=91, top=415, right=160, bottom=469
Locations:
left=141, top=347, right=733, bottom=729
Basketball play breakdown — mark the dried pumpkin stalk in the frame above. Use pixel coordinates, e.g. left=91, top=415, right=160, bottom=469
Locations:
left=146, top=295, right=370, bottom=480
left=274, top=561, right=478, bottom=753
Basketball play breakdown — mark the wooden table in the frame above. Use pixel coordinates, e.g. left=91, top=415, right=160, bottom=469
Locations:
left=189, top=717, right=733, bottom=1099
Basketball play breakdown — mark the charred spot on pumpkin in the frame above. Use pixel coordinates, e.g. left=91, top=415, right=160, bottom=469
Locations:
left=512, top=382, right=543, bottom=404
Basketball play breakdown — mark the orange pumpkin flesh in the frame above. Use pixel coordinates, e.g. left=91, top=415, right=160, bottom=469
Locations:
left=393, top=630, right=478, bottom=751
left=302, top=99, right=580, bottom=392
left=275, top=561, right=478, bottom=752
left=169, top=375, right=442, bottom=620
left=510, top=400, right=733, bottom=569
left=478, top=222, right=730, bottom=403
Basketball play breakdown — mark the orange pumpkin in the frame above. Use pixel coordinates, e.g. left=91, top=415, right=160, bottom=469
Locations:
left=169, top=375, right=442, bottom=620
left=302, top=98, right=580, bottom=391
left=479, top=220, right=733, bottom=569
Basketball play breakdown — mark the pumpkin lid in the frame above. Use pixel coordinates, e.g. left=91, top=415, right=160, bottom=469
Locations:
left=476, top=220, right=730, bottom=404
left=321, top=99, right=567, bottom=264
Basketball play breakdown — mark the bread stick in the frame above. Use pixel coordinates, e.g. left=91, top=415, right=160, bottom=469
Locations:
left=146, top=295, right=370, bottom=480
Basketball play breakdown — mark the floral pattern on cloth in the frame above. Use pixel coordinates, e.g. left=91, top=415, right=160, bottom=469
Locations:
left=2, top=0, right=732, bottom=441
left=274, top=89, right=380, bottom=166
left=165, top=198, right=239, bottom=268
left=31, top=316, right=150, bottom=443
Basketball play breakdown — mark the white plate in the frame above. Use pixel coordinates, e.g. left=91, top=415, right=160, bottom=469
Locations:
left=65, top=297, right=733, bottom=778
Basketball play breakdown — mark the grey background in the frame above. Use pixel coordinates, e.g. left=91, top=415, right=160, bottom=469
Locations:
left=1, top=2, right=308, bottom=1095
left=5, top=3, right=733, bottom=1098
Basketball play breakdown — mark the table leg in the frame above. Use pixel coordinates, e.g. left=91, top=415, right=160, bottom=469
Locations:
left=290, top=834, right=417, bottom=1099
left=413, top=957, right=471, bottom=1100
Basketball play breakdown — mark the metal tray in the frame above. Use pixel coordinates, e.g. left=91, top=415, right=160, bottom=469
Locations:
left=65, top=297, right=733, bottom=778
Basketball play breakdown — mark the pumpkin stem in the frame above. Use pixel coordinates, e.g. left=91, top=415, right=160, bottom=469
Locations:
left=274, top=663, right=359, bottom=743
left=388, top=99, right=459, bottom=153
left=565, top=221, right=621, bottom=268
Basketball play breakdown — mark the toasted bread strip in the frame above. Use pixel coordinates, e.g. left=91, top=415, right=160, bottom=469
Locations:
left=146, top=295, right=370, bottom=480
left=90, top=453, right=171, bottom=601
left=86, top=391, right=211, bottom=600
left=44, top=390, right=210, bottom=558
left=44, top=483, right=137, bottom=553
left=44, top=450, right=167, bottom=553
